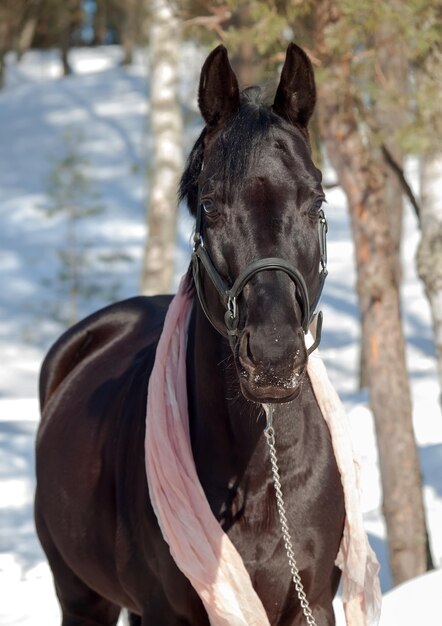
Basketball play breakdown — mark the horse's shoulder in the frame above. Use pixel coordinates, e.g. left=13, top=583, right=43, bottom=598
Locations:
left=39, top=294, right=174, bottom=408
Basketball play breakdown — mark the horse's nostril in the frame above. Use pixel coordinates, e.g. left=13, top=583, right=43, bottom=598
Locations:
left=239, top=331, right=255, bottom=370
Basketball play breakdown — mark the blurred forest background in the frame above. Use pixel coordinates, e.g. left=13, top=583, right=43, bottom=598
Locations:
left=1, top=0, right=441, bottom=598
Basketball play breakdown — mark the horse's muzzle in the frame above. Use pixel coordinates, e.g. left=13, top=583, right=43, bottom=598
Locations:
left=237, top=328, right=307, bottom=403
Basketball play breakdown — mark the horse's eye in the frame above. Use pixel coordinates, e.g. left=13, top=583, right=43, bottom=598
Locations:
left=309, top=198, right=324, bottom=217
left=201, top=199, right=217, bottom=216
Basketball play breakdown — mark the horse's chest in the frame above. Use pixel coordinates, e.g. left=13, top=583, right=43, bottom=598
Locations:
left=219, top=438, right=344, bottom=620
left=222, top=482, right=308, bottom=622
left=226, top=473, right=318, bottom=560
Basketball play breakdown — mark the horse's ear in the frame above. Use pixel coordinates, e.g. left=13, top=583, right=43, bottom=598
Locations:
left=198, top=45, right=240, bottom=129
left=273, top=43, right=316, bottom=130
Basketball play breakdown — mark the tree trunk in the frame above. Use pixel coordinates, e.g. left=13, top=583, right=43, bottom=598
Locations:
left=67, top=203, right=80, bottom=327
left=15, top=0, right=42, bottom=60
left=355, top=20, right=407, bottom=389
left=121, top=0, right=140, bottom=66
left=93, top=0, right=108, bottom=46
left=232, top=39, right=255, bottom=88
left=374, top=9, right=407, bottom=268
left=16, top=16, right=38, bottom=59
left=229, top=3, right=256, bottom=88
left=0, top=13, right=13, bottom=89
left=417, top=151, right=442, bottom=408
left=59, top=3, right=73, bottom=76
left=317, top=58, right=429, bottom=584
left=0, top=52, right=5, bottom=90
left=415, top=44, right=442, bottom=410
left=140, top=0, right=182, bottom=295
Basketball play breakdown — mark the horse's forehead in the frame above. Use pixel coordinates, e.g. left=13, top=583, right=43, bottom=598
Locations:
left=204, top=123, right=320, bottom=192
left=258, top=127, right=318, bottom=176
left=247, top=141, right=316, bottom=182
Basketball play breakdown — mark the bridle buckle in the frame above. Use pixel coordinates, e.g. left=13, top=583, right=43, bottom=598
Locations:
left=224, top=297, right=239, bottom=338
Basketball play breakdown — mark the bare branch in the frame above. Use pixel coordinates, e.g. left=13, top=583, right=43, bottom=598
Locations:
left=381, top=144, right=421, bottom=225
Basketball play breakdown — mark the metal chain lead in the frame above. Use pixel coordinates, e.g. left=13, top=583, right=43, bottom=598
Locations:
left=263, top=405, right=319, bottom=626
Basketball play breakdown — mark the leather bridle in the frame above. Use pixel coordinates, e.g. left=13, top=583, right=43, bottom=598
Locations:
left=191, top=200, right=328, bottom=356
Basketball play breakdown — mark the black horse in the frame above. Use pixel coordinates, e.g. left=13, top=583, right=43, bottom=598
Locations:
left=35, top=44, right=345, bottom=625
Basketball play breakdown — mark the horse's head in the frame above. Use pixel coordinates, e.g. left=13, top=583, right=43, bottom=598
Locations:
left=181, top=44, right=327, bottom=403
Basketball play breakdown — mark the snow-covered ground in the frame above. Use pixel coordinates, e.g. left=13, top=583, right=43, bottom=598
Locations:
left=1, top=46, right=441, bottom=625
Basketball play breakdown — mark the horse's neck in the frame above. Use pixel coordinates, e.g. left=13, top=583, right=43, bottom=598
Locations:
left=186, top=300, right=310, bottom=515
left=187, top=298, right=262, bottom=451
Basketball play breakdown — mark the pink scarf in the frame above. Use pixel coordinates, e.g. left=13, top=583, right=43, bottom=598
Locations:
left=145, top=277, right=381, bottom=625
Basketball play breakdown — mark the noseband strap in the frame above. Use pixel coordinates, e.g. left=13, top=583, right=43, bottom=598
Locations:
left=192, top=203, right=328, bottom=354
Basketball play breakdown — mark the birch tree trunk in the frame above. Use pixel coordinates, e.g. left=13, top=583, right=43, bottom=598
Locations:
left=314, top=0, right=430, bottom=585
left=140, top=0, right=182, bottom=295
left=417, top=152, right=442, bottom=408
left=415, top=45, right=442, bottom=410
